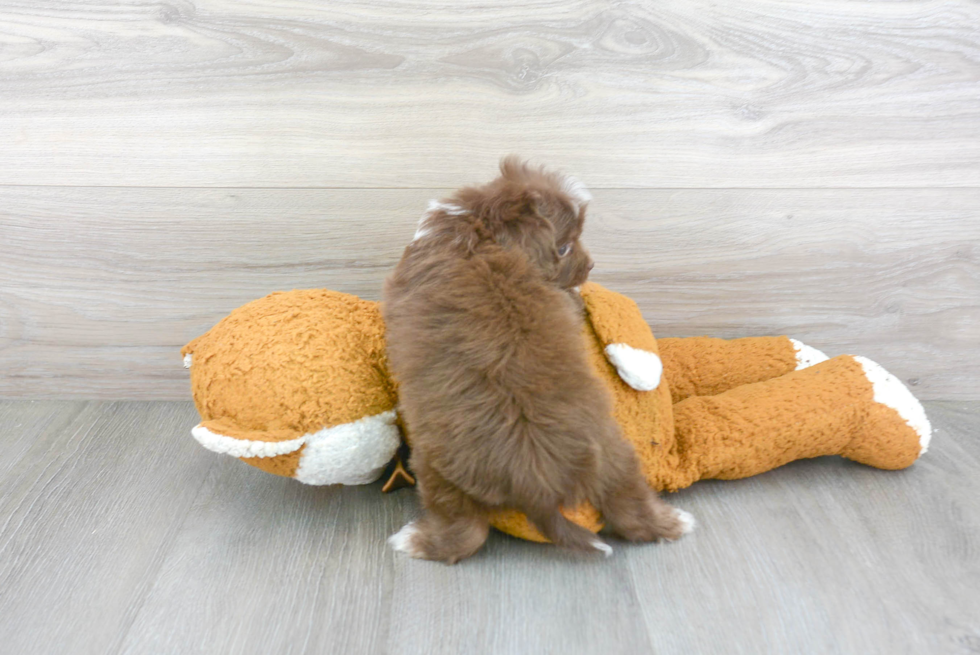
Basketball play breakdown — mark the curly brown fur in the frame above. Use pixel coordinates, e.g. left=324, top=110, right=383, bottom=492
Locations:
left=383, top=157, right=688, bottom=563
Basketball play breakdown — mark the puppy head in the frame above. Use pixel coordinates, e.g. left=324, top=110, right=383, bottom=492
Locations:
left=456, top=156, right=594, bottom=288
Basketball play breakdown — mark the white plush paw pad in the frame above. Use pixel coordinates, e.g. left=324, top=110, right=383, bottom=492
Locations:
left=591, top=539, right=613, bottom=557
left=674, top=509, right=696, bottom=535
left=854, top=355, right=933, bottom=455
left=604, top=343, right=663, bottom=391
left=790, top=339, right=829, bottom=370
left=388, top=522, right=425, bottom=558
left=183, top=354, right=193, bottom=369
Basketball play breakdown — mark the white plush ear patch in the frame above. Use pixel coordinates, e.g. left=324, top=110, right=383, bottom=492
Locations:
left=854, top=356, right=933, bottom=455
left=604, top=343, right=663, bottom=391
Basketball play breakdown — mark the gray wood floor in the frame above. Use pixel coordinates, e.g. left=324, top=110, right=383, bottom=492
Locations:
left=0, top=400, right=977, bottom=654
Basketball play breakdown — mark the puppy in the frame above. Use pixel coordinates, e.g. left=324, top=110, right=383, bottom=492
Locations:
left=383, top=157, right=692, bottom=563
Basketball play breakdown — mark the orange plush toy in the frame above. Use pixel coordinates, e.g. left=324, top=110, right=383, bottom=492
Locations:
left=182, top=283, right=931, bottom=543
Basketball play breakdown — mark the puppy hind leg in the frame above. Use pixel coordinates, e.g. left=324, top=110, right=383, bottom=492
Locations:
left=389, top=469, right=490, bottom=564
left=524, top=505, right=613, bottom=556
left=597, top=438, right=695, bottom=543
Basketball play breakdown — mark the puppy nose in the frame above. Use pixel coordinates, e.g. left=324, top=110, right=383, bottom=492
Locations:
left=587, top=260, right=595, bottom=271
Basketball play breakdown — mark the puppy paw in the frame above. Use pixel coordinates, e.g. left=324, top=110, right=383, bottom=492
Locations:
left=644, top=505, right=695, bottom=542
left=607, top=498, right=696, bottom=543
left=388, top=522, right=425, bottom=558
left=667, top=508, right=696, bottom=539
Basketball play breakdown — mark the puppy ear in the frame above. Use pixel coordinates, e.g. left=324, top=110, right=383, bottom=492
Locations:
left=500, top=190, right=559, bottom=280
left=499, top=155, right=526, bottom=180
left=518, top=218, right=560, bottom=280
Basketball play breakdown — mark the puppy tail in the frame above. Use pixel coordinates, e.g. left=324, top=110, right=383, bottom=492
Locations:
left=527, top=507, right=612, bottom=557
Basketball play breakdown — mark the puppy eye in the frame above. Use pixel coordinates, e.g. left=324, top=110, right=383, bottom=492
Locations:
left=557, top=244, right=572, bottom=257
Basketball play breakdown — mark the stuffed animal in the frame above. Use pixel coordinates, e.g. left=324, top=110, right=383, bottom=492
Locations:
left=182, top=283, right=931, bottom=542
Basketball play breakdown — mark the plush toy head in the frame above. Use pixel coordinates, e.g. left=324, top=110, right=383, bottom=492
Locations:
left=182, top=289, right=401, bottom=485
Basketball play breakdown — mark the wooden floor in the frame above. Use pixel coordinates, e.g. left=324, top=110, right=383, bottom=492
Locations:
left=0, top=400, right=977, bottom=654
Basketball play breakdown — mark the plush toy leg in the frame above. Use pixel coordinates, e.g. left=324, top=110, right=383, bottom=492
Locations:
left=661, top=355, right=931, bottom=491
left=658, top=336, right=829, bottom=403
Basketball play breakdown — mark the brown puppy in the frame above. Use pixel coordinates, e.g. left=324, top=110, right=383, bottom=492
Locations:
left=383, top=157, right=693, bottom=563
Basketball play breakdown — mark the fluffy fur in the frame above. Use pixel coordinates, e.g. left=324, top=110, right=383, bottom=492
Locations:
left=382, top=157, right=688, bottom=563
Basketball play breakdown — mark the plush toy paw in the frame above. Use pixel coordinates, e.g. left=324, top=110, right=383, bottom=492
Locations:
left=841, top=355, right=932, bottom=467
left=604, top=343, right=663, bottom=391
left=790, top=338, right=830, bottom=369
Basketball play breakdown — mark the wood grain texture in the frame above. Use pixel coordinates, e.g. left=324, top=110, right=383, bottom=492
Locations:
left=386, top=532, right=654, bottom=654
left=118, top=460, right=398, bottom=655
left=0, top=401, right=213, bottom=655
left=0, top=400, right=977, bottom=654
left=0, top=400, right=85, bottom=483
left=1, top=0, right=978, bottom=187
left=1, top=186, right=976, bottom=400
left=627, top=414, right=980, bottom=654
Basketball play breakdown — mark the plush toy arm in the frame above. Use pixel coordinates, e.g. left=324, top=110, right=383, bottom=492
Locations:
left=659, top=355, right=931, bottom=492
left=580, top=283, right=664, bottom=391
left=657, top=336, right=829, bottom=403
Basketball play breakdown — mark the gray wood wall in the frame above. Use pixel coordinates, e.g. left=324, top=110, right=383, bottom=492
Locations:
left=1, top=1, right=977, bottom=400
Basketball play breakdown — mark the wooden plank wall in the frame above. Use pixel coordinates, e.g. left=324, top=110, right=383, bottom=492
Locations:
left=0, top=0, right=977, bottom=399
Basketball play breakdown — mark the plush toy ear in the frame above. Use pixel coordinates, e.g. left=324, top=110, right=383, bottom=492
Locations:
left=580, top=283, right=663, bottom=392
